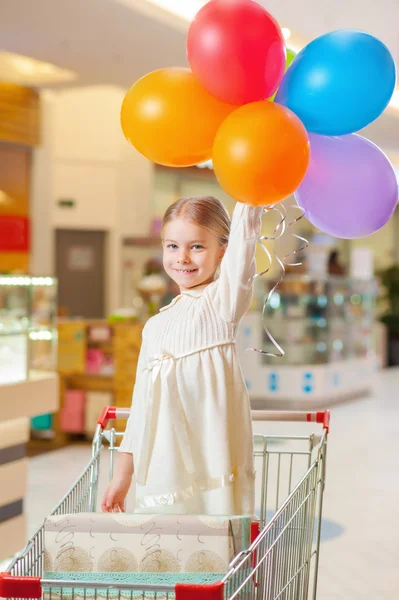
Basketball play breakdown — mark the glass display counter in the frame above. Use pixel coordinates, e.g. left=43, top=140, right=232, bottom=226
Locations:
left=0, top=276, right=57, bottom=385
left=0, top=276, right=58, bottom=559
left=237, top=276, right=378, bottom=406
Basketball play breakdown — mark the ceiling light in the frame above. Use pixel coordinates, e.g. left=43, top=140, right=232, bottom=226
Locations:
left=282, top=28, right=291, bottom=40
left=11, top=56, right=36, bottom=75
left=39, top=63, right=59, bottom=75
left=0, top=52, right=77, bottom=85
left=143, top=0, right=205, bottom=21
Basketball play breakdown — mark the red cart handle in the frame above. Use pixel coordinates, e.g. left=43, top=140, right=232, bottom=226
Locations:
left=251, top=410, right=330, bottom=432
left=97, top=406, right=116, bottom=428
left=313, top=410, right=331, bottom=432
left=0, top=573, right=41, bottom=599
left=97, top=406, right=130, bottom=430
left=97, top=406, right=330, bottom=432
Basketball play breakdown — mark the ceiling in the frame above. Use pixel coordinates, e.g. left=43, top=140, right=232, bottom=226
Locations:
left=0, top=0, right=398, bottom=156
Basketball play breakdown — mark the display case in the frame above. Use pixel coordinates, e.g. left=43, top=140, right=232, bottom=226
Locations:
left=0, top=275, right=57, bottom=385
left=261, top=276, right=376, bottom=365
left=0, top=276, right=59, bottom=561
left=238, top=276, right=378, bottom=406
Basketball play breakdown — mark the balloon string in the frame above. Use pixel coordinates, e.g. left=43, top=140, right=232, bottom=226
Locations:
left=248, top=202, right=309, bottom=358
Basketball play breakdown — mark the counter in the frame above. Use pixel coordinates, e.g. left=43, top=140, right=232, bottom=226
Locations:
left=237, top=276, right=379, bottom=407
left=0, top=276, right=58, bottom=560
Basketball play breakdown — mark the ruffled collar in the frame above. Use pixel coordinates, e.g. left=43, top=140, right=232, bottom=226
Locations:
left=181, top=283, right=211, bottom=297
left=159, top=283, right=212, bottom=312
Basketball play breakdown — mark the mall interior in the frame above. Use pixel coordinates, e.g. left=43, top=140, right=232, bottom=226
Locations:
left=0, top=1, right=398, bottom=598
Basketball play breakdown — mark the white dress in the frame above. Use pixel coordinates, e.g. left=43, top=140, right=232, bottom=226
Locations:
left=119, top=203, right=263, bottom=515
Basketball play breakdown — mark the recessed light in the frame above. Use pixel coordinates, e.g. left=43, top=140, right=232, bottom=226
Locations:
left=282, top=28, right=291, bottom=40
left=0, top=51, right=77, bottom=85
left=11, top=56, right=36, bottom=75
left=143, top=0, right=202, bottom=20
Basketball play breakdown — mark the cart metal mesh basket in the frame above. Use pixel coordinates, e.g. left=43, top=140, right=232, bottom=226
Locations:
left=1, top=408, right=329, bottom=600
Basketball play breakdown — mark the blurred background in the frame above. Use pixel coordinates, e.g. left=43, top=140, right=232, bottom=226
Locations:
left=0, top=1, right=398, bottom=597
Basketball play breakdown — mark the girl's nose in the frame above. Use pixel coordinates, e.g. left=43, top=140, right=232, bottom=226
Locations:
left=177, top=250, right=190, bottom=263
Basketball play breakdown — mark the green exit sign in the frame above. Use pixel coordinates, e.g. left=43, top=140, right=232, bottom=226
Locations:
left=58, top=198, right=76, bottom=209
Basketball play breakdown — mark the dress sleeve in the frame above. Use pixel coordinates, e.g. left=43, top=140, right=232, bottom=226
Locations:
left=118, top=331, right=148, bottom=455
left=212, top=203, right=263, bottom=323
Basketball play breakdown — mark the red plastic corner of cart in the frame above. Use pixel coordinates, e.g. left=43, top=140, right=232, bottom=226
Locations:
left=175, top=581, right=224, bottom=600
left=306, top=410, right=330, bottom=432
left=251, top=520, right=260, bottom=544
left=0, top=573, right=41, bottom=599
left=97, top=405, right=117, bottom=428
left=251, top=521, right=260, bottom=583
left=316, top=410, right=330, bottom=432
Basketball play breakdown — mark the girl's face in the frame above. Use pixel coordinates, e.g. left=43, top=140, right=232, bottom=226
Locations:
left=162, top=218, right=226, bottom=292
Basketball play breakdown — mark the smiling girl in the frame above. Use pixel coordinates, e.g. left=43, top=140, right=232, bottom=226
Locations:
left=102, top=196, right=263, bottom=515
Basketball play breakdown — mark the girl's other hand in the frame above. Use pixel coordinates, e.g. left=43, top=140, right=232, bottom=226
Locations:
left=101, top=476, right=131, bottom=512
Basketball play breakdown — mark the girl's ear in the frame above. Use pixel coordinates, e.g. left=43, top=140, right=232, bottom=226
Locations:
left=219, top=244, right=227, bottom=262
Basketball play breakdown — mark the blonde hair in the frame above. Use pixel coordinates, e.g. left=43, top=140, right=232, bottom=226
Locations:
left=162, top=196, right=231, bottom=246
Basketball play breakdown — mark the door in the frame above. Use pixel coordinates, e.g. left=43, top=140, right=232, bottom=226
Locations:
left=55, top=230, right=106, bottom=318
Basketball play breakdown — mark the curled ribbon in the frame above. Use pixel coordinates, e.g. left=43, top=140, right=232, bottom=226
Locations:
left=249, top=202, right=309, bottom=358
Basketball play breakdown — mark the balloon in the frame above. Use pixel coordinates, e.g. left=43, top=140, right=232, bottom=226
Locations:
left=121, top=67, right=237, bottom=167
left=295, top=134, right=398, bottom=239
left=271, top=48, right=297, bottom=101
left=187, top=0, right=286, bottom=105
left=275, top=30, right=396, bottom=135
left=285, top=48, right=297, bottom=69
left=213, top=102, right=310, bottom=207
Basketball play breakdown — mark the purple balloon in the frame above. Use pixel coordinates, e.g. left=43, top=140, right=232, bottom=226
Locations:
left=295, top=133, right=398, bottom=239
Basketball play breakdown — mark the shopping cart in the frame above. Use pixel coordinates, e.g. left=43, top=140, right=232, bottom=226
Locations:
left=1, top=407, right=330, bottom=600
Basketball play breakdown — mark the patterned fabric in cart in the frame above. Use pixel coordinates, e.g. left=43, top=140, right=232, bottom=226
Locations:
left=43, top=513, right=252, bottom=599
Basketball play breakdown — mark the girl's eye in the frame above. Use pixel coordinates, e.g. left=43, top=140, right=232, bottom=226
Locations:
left=167, top=244, right=178, bottom=250
left=192, top=245, right=203, bottom=250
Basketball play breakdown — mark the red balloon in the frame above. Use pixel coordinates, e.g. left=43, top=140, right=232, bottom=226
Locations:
left=187, top=0, right=286, bottom=105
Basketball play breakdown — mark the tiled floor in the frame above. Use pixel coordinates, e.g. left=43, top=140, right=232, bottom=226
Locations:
left=7, top=368, right=399, bottom=597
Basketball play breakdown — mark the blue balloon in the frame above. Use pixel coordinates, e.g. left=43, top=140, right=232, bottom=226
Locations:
left=275, top=30, right=396, bottom=136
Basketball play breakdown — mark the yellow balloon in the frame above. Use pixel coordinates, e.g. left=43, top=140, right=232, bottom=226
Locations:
left=121, top=67, right=237, bottom=167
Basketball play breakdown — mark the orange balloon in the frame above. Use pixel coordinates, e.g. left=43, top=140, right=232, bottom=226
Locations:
left=121, top=67, right=237, bottom=167
left=213, top=102, right=310, bottom=206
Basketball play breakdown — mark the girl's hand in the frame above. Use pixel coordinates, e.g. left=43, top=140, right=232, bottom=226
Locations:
left=101, top=452, right=134, bottom=513
left=102, top=476, right=131, bottom=512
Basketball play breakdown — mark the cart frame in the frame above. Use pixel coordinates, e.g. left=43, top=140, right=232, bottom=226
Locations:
left=1, top=407, right=329, bottom=600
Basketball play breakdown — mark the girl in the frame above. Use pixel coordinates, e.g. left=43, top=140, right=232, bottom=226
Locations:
left=102, top=197, right=263, bottom=515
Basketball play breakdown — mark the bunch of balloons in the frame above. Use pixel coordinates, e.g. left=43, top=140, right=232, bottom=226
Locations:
left=121, top=0, right=398, bottom=239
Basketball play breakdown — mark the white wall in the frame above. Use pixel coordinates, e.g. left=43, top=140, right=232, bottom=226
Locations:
left=30, top=90, right=56, bottom=277
left=31, top=86, right=153, bottom=313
